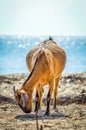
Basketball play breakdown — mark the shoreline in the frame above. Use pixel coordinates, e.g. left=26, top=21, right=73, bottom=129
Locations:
left=0, top=72, right=86, bottom=98
left=0, top=71, right=86, bottom=75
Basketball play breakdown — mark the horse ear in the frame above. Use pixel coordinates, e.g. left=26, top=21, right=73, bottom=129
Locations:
left=13, top=86, right=18, bottom=93
left=13, top=86, right=16, bottom=93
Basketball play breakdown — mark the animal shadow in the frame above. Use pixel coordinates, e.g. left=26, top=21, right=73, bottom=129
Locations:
left=15, top=110, right=69, bottom=121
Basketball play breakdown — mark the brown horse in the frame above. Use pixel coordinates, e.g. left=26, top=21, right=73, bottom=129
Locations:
left=14, top=38, right=66, bottom=116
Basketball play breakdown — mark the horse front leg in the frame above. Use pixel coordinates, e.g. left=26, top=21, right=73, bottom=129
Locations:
left=34, top=84, right=43, bottom=112
left=34, top=91, right=40, bottom=112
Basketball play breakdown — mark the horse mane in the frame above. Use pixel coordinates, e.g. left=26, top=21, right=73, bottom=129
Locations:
left=23, top=50, right=42, bottom=86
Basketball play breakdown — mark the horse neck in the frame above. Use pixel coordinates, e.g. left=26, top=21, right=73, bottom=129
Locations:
left=22, top=69, right=41, bottom=94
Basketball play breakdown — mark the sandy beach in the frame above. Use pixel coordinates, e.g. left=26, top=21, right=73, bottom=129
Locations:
left=0, top=73, right=86, bottom=130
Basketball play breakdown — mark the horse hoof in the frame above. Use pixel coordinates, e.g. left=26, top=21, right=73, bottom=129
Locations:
left=44, top=111, right=50, bottom=116
left=54, top=108, right=58, bottom=112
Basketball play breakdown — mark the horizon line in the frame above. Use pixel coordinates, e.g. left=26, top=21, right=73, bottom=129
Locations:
left=0, top=33, right=86, bottom=37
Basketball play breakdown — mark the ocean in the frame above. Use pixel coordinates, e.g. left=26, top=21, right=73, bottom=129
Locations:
left=0, top=35, right=86, bottom=74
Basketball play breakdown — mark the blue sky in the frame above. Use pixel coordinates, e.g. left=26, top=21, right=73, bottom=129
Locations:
left=0, top=0, right=86, bottom=35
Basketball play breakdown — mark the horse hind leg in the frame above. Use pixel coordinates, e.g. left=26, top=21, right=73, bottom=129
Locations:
left=53, top=76, right=60, bottom=111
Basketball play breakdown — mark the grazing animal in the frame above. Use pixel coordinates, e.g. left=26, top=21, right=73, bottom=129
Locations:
left=14, top=38, right=66, bottom=116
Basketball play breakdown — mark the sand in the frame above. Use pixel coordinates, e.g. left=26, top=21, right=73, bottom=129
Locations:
left=0, top=73, right=86, bottom=130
